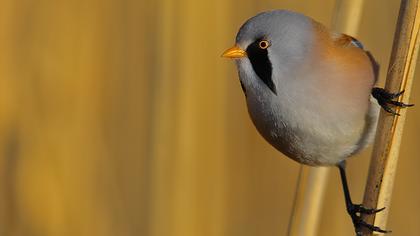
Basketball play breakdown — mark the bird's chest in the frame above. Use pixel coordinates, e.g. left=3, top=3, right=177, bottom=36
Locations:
left=245, top=88, right=360, bottom=166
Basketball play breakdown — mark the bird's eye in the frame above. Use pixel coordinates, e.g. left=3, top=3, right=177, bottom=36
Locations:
left=259, top=40, right=270, bottom=49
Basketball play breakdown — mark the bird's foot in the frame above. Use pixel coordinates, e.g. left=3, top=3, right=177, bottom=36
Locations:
left=350, top=204, right=385, bottom=215
left=372, top=87, right=414, bottom=116
left=347, top=203, right=390, bottom=235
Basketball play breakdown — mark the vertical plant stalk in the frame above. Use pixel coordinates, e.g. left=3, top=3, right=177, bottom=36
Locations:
left=361, top=0, right=420, bottom=234
left=287, top=166, right=329, bottom=236
left=287, top=1, right=365, bottom=235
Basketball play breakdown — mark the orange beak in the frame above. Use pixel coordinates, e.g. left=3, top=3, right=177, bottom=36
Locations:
left=221, top=45, right=247, bottom=58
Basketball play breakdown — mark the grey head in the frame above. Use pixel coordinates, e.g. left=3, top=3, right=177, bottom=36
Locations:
left=233, top=10, right=315, bottom=96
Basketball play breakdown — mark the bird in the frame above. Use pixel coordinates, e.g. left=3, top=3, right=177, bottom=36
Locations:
left=222, top=10, right=413, bottom=235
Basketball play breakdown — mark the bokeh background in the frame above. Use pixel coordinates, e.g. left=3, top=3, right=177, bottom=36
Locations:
left=0, top=0, right=419, bottom=235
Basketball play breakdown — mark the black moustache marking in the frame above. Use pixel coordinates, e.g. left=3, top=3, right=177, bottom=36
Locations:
left=239, top=80, right=247, bottom=97
left=246, top=40, right=276, bottom=95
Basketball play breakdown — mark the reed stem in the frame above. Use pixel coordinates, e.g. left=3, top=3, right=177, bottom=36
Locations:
left=361, top=0, right=420, bottom=235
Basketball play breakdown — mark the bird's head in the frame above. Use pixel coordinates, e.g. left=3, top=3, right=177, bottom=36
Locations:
left=222, top=10, right=315, bottom=96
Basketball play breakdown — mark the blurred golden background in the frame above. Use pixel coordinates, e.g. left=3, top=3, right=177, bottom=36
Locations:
left=0, top=0, right=419, bottom=235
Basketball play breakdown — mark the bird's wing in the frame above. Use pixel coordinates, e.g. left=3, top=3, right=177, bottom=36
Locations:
left=334, top=34, right=380, bottom=83
left=334, top=34, right=364, bottom=49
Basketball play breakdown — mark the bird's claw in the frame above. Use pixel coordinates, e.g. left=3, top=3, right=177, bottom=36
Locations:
left=372, top=87, right=414, bottom=116
left=347, top=203, right=390, bottom=235
left=350, top=204, right=385, bottom=215
left=354, top=219, right=391, bottom=235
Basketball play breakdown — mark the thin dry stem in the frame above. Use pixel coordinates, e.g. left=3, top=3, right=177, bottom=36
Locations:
left=361, top=0, right=420, bottom=235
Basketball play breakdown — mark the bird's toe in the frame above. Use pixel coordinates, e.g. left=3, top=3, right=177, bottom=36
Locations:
left=372, top=87, right=414, bottom=115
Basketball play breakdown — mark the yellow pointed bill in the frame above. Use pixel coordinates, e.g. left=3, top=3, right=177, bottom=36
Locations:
left=221, top=45, right=247, bottom=58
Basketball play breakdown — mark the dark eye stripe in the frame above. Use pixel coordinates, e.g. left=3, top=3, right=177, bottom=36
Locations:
left=246, top=40, right=277, bottom=95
